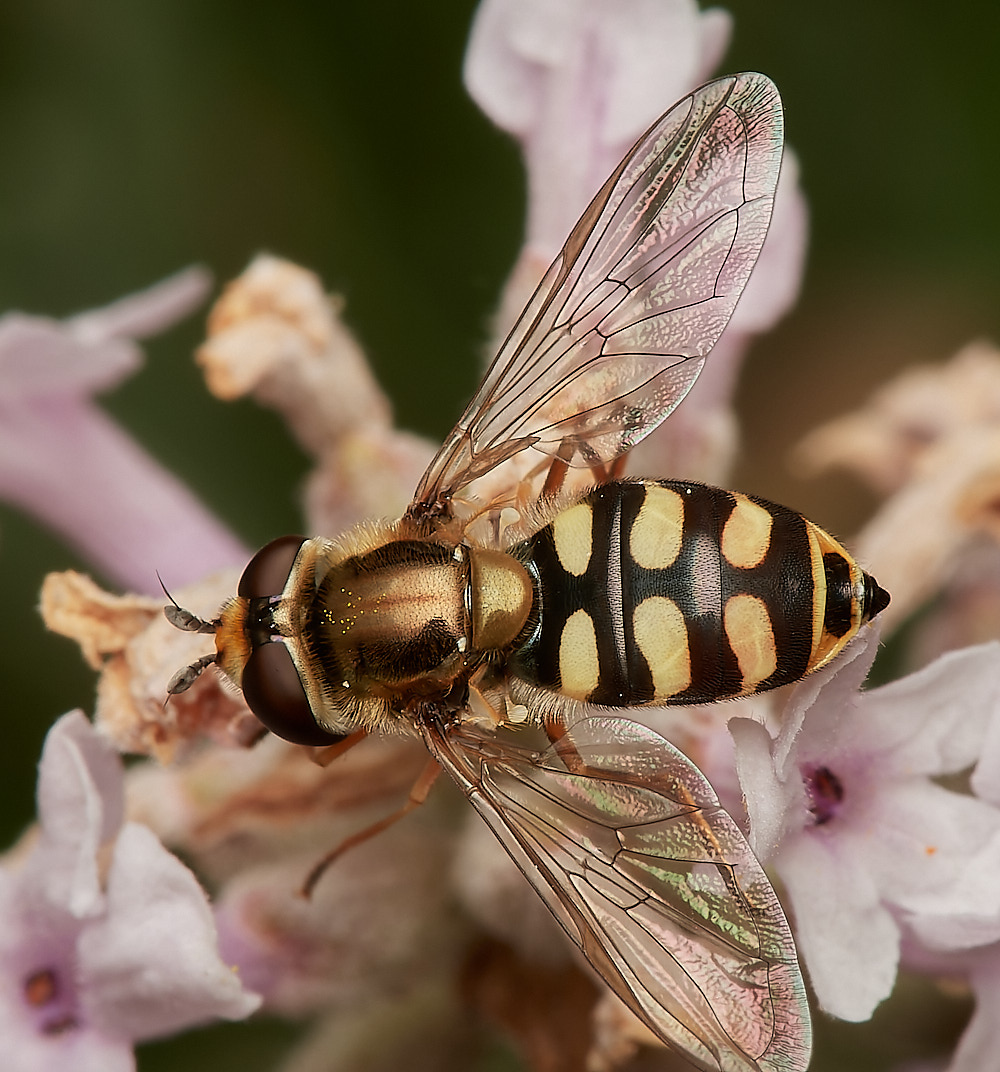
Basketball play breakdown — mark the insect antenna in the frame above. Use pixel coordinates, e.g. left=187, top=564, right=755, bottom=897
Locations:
left=163, top=605, right=218, bottom=634
left=166, top=653, right=218, bottom=696
left=158, top=573, right=221, bottom=694
left=158, top=572, right=219, bottom=635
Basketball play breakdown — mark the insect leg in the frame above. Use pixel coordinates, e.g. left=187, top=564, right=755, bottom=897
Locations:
left=300, top=756, right=443, bottom=898
left=542, top=717, right=591, bottom=775
left=308, top=728, right=368, bottom=767
left=540, top=449, right=626, bottom=499
left=165, top=653, right=218, bottom=696
left=541, top=456, right=570, bottom=498
left=607, top=453, right=628, bottom=480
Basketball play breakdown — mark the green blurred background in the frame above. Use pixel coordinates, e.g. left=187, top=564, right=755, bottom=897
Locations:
left=1, top=2, right=997, bottom=1069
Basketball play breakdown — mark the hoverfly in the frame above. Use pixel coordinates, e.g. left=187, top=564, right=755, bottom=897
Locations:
left=170, top=73, right=889, bottom=1072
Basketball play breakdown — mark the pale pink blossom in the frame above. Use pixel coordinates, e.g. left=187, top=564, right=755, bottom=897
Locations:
left=0, top=712, right=259, bottom=1072
left=732, top=628, right=1000, bottom=1022
left=900, top=692, right=1000, bottom=1071
left=0, top=268, right=248, bottom=594
left=465, top=0, right=732, bottom=261
left=123, top=731, right=460, bottom=1028
left=465, top=0, right=807, bottom=485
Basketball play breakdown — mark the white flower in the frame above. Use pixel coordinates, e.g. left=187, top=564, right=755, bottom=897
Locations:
left=0, top=268, right=248, bottom=594
left=0, top=712, right=259, bottom=1071
left=465, top=0, right=807, bottom=485
left=465, top=0, right=731, bottom=260
left=732, top=629, right=1000, bottom=1021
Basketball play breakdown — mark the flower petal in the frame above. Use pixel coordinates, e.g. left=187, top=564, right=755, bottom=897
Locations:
left=78, top=822, right=260, bottom=1042
left=0, top=269, right=246, bottom=592
left=903, top=830, right=1000, bottom=952
left=775, top=625, right=880, bottom=770
left=0, top=998, right=134, bottom=1072
left=858, top=781, right=1000, bottom=911
left=0, top=316, right=139, bottom=397
left=0, top=267, right=210, bottom=399
left=0, top=399, right=248, bottom=593
left=972, top=681, right=1000, bottom=808
left=780, top=831, right=899, bottom=1020
left=464, top=0, right=727, bottom=258
left=32, top=712, right=123, bottom=919
left=729, top=714, right=803, bottom=862
left=857, top=643, right=1000, bottom=777
left=66, top=266, right=211, bottom=345
left=949, top=952, right=1000, bottom=1072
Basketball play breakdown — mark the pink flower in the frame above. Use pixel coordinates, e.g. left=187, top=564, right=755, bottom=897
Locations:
left=0, top=712, right=259, bottom=1071
left=0, top=268, right=248, bottom=594
left=898, top=688, right=1000, bottom=1072
left=732, top=628, right=1000, bottom=1022
left=465, top=0, right=807, bottom=485
left=465, top=0, right=732, bottom=261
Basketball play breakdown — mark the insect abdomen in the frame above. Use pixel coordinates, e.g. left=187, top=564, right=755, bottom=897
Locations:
left=510, top=479, right=887, bottom=707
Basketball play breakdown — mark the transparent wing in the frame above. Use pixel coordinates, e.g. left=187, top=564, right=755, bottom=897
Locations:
left=421, top=714, right=810, bottom=1072
left=413, top=72, right=783, bottom=511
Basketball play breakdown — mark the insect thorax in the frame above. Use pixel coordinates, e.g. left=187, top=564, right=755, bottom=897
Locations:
left=289, top=529, right=534, bottom=724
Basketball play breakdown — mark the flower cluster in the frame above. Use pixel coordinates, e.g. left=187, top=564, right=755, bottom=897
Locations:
left=0, top=712, right=259, bottom=1071
left=4, top=1, right=1000, bottom=1071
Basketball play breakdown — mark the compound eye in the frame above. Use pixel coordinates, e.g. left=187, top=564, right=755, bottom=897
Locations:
left=242, top=641, right=346, bottom=746
left=238, top=535, right=307, bottom=599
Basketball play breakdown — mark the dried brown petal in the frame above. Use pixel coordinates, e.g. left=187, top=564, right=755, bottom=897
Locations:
left=40, top=570, right=159, bottom=669
left=795, top=341, right=1000, bottom=494
left=41, top=568, right=250, bottom=760
left=856, top=430, right=1000, bottom=629
left=198, top=255, right=391, bottom=454
left=127, top=733, right=430, bottom=874
left=196, top=254, right=433, bottom=534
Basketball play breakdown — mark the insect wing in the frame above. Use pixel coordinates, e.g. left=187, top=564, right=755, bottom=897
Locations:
left=413, top=72, right=783, bottom=511
left=421, top=714, right=810, bottom=1072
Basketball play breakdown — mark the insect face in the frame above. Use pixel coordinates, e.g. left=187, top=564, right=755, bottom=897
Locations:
left=212, top=524, right=536, bottom=743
